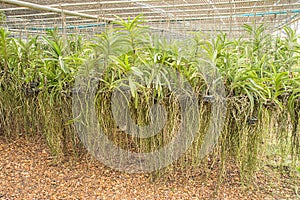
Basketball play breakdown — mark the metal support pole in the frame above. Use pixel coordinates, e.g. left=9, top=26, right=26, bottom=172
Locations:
left=0, top=0, right=111, bottom=21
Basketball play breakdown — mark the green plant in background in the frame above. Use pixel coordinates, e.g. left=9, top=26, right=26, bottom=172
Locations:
left=38, top=29, right=88, bottom=160
left=0, top=28, right=24, bottom=138
left=0, top=11, right=5, bottom=26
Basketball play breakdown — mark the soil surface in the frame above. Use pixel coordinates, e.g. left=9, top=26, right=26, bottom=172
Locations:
left=0, top=136, right=299, bottom=200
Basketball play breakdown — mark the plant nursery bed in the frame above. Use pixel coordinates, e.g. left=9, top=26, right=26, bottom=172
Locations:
left=0, top=136, right=299, bottom=200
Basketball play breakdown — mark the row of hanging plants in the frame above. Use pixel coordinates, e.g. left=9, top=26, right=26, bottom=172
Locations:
left=0, top=16, right=299, bottom=184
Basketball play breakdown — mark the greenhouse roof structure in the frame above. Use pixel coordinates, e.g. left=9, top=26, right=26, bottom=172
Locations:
left=0, top=0, right=299, bottom=37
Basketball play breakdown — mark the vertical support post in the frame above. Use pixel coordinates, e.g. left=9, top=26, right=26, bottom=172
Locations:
left=229, top=0, right=233, bottom=37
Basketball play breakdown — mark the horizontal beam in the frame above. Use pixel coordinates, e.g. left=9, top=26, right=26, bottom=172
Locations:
left=25, top=23, right=106, bottom=31
left=8, top=28, right=92, bottom=36
left=6, top=7, right=296, bottom=23
left=0, top=0, right=159, bottom=11
left=0, top=0, right=111, bottom=20
left=0, top=0, right=263, bottom=14
left=83, top=3, right=300, bottom=15
left=7, top=18, right=285, bottom=32
left=4, top=2, right=298, bottom=21
left=9, top=19, right=113, bottom=28
left=5, top=11, right=293, bottom=30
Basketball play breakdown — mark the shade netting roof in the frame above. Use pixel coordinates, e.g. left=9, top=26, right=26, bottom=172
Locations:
left=0, top=0, right=299, bottom=37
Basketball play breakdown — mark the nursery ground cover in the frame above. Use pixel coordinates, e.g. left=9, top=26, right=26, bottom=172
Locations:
left=0, top=135, right=299, bottom=199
